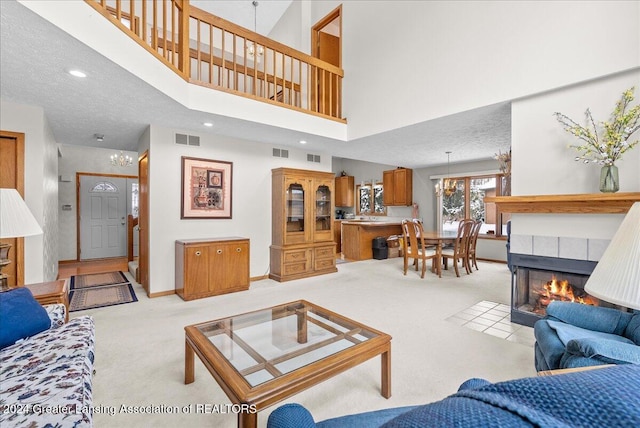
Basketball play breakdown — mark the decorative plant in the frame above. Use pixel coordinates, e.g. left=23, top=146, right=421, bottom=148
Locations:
left=554, top=87, right=640, bottom=166
left=494, top=149, right=511, bottom=174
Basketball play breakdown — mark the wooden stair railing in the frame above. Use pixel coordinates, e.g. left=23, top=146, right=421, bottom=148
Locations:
left=86, top=0, right=344, bottom=121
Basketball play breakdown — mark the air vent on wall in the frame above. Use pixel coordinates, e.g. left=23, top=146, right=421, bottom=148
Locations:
left=273, top=148, right=289, bottom=158
left=307, top=154, right=321, bottom=163
left=175, top=133, right=200, bottom=146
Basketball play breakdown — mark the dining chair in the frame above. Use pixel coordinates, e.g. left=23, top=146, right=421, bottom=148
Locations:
left=402, top=219, right=436, bottom=278
left=441, top=219, right=474, bottom=277
left=467, top=220, right=482, bottom=271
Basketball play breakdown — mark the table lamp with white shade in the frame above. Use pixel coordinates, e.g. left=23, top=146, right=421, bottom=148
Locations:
left=584, top=201, right=640, bottom=310
left=0, top=188, right=43, bottom=289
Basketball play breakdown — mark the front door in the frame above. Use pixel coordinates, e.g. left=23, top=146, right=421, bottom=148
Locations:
left=79, top=175, right=127, bottom=260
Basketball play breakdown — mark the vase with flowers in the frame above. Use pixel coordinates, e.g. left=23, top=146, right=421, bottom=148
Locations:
left=494, top=149, right=511, bottom=195
left=554, top=87, right=639, bottom=193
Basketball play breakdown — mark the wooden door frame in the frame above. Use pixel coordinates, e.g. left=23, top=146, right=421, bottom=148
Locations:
left=75, top=172, right=137, bottom=261
left=0, top=130, right=25, bottom=285
left=138, top=151, right=149, bottom=296
left=311, top=5, right=342, bottom=68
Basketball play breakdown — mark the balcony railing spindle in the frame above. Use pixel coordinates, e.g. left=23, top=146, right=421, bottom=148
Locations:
left=86, top=0, right=344, bottom=121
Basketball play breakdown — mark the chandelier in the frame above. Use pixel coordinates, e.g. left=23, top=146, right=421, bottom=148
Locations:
left=111, top=151, right=133, bottom=167
left=435, top=151, right=458, bottom=197
left=247, top=1, right=264, bottom=59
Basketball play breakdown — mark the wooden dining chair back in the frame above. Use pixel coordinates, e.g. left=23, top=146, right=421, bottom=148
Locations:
left=402, top=219, right=436, bottom=278
left=441, top=219, right=474, bottom=277
left=468, top=220, right=482, bottom=271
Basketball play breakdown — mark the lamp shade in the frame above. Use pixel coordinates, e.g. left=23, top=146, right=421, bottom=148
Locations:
left=584, top=202, right=640, bottom=310
left=0, top=188, right=43, bottom=238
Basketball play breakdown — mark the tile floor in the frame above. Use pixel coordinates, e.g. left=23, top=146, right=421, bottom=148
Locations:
left=447, top=300, right=536, bottom=347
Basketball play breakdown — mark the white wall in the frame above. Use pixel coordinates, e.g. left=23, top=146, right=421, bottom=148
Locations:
left=0, top=100, right=58, bottom=283
left=146, top=125, right=332, bottom=295
left=57, top=144, right=139, bottom=261
left=511, top=69, right=640, bottom=240
left=301, top=1, right=640, bottom=141
left=268, top=0, right=309, bottom=54
left=42, top=118, right=59, bottom=281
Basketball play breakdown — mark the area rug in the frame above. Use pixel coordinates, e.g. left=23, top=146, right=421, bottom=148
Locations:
left=70, top=271, right=129, bottom=290
left=69, top=283, right=138, bottom=312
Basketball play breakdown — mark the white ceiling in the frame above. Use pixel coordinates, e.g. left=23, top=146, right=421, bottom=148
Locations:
left=0, top=1, right=511, bottom=169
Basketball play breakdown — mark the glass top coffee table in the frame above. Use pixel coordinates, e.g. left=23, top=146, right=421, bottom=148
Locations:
left=184, top=300, right=391, bottom=428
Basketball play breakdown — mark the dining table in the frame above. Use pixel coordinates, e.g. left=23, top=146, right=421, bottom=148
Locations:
left=420, top=230, right=458, bottom=277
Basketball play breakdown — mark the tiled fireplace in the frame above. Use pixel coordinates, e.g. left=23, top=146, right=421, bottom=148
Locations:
left=509, top=234, right=611, bottom=327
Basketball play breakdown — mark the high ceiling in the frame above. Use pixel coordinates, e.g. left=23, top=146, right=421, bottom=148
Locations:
left=0, top=0, right=510, bottom=169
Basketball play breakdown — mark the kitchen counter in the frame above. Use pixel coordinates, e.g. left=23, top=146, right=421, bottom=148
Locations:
left=341, top=221, right=402, bottom=261
left=342, top=221, right=402, bottom=226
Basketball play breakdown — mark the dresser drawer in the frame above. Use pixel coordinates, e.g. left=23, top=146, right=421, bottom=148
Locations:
left=284, top=262, right=310, bottom=276
left=315, top=257, right=335, bottom=271
left=314, top=246, right=335, bottom=260
left=284, top=249, right=309, bottom=263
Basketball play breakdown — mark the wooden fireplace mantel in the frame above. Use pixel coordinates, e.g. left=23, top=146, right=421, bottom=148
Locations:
left=484, top=192, right=640, bottom=214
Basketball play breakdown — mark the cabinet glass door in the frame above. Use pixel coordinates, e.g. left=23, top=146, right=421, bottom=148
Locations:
left=315, top=184, right=331, bottom=232
left=286, top=183, right=305, bottom=233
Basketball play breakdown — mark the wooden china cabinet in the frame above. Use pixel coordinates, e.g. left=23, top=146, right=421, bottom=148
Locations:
left=270, top=168, right=337, bottom=281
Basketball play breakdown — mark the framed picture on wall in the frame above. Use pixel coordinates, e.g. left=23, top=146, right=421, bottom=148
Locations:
left=181, top=156, right=232, bottom=219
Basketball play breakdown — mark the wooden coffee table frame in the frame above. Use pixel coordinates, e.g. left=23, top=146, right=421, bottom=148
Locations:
left=185, top=300, right=391, bottom=428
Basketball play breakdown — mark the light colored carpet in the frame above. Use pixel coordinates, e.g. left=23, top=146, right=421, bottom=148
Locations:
left=77, top=259, right=536, bottom=427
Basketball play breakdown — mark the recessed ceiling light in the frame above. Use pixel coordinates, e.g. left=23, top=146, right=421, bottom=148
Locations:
left=299, top=140, right=307, bottom=144
left=203, top=122, right=214, bottom=127
left=69, top=70, right=87, bottom=78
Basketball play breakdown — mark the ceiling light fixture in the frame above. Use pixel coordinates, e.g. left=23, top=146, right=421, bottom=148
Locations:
left=247, top=1, right=264, bottom=60
left=69, top=69, right=87, bottom=78
left=435, top=151, right=458, bottom=197
left=203, top=122, right=214, bottom=127
left=299, top=140, right=307, bottom=145
left=94, top=133, right=105, bottom=142
left=111, top=151, right=133, bottom=167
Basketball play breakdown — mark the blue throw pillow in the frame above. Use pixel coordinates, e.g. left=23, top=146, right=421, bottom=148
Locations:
left=0, top=287, right=51, bottom=349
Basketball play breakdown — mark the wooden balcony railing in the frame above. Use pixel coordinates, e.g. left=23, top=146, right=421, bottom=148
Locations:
left=86, top=0, right=345, bottom=121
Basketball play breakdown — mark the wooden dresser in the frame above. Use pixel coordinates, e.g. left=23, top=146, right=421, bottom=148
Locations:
left=175, top=237, right=250, bottom=301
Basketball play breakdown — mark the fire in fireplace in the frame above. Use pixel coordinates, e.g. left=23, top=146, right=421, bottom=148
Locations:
left=510, top=253, right=609, bottom=327
left=531, top=274, right=599, bottom=315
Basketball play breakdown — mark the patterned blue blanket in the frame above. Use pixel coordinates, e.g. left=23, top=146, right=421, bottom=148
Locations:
left=382, top=364, right=640, bottom=427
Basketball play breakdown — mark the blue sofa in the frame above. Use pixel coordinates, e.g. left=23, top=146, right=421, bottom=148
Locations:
left=267, top=364, right=640, bottom=427
left=534, top=301, right=640, bottom=371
